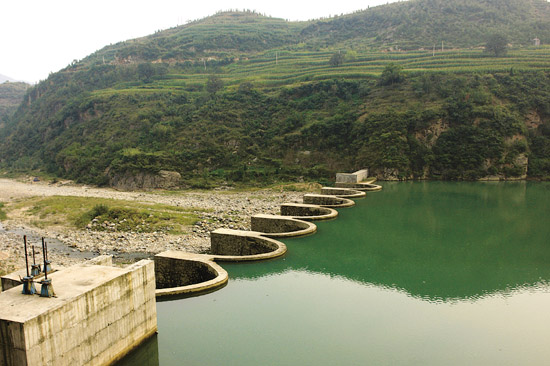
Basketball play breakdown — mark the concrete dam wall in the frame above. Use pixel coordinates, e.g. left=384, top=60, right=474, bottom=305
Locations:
left=0, top=260, right=157, bottom=366
left=155, top=176, right=381, bottom=297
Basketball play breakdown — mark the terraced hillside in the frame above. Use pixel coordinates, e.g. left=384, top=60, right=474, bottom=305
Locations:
left=1, top=0, right=550, bottom=186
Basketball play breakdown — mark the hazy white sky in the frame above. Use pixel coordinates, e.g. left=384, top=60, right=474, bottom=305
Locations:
left=1, top=0, right=401, bottom=83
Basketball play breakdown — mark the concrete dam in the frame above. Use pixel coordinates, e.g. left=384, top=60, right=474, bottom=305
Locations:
left=0, top=171, right=381, bottom=365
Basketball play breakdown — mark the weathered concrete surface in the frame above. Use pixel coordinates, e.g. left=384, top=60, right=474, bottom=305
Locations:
left=1, top=265, right=63, bottom=293
left=320, top=187, right=366, bottom=199
left=86, top=255, right=113, bottom=266
left=250, top=214, right=316, bottom=238
left=280, top=203, right=338, bottom=221
left=303, top=194, right=355, bottom=208
left=155, top=251, right=228, bottom=297
left=210, top=229, right=286, bottom=261
left=1, top=270, right=26, bottom=292
left=0, top=260, right=157, bottom=366
left=1, top=257, right=111, bottom=293
left=335, top=169, right=369, bottom=183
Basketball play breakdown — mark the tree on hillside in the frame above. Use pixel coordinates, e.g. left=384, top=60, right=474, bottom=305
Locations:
left=485, top=34, right=509, bottom=57
left=346, top=50, right=358, bottom=62
left=137, top=63, right=154, bottom=82
left=206, top=75, right=224, bottom=94
left=329, top=52, right=345, bottom=67
left=378, top=63, right=405, bottom=86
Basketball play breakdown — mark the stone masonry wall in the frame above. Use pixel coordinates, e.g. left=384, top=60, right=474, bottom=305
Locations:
left=210, top=230, right=279, bottom=256
left=250, top=215, right=310, bottom=234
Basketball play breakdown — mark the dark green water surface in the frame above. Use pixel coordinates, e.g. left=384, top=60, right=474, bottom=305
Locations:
left=119, top=182, right=550, bottom=365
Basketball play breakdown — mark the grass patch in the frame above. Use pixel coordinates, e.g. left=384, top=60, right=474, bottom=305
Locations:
left=0, top=203, right=7, bottom=220
left=10, top=196, right=202, bottom=234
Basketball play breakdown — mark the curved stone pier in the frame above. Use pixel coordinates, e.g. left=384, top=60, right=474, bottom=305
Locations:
left=280, top=203, right=338, bottom=221
left=334, top=181, right=382, bottom=191
left=210, top=229, right=287, bottom=261
left=154, top=178, right=381, bottom=297
left=320, top=187, right=366, bottom=199
left=303, top=193, right=355, bottom=208
left=155, top=251, right=228, bottom=297
left=251, top=214, right=317, bottom=238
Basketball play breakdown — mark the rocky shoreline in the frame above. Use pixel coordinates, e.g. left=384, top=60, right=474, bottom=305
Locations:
left=0, top=178, right=305, bottom=275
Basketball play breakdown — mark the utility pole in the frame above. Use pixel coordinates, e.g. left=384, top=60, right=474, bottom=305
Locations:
left=433, top=44, right=435, bottom=57
left=441, top=41, right=444, bottom=52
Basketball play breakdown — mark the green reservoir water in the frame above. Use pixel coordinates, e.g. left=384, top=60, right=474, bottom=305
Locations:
left=119, top=182, right=550, bottom=365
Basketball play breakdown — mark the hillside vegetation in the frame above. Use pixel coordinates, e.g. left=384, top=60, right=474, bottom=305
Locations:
left=1, top=0, right=550, bottom=186
left=0, top=82, right=29, bottom=125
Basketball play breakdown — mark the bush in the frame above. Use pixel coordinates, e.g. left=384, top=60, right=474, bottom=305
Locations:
left=75, top=204, right=110, bottom=227
left=485, top=34, right=509, bottom=57
left=379, top=63, right=405, bottom=86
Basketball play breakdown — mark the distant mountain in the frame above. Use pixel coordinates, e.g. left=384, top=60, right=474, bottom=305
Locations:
left=0, top=74, right=16, bottom=83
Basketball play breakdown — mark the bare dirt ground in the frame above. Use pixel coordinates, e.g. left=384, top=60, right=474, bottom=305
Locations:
left=0, top=178, right=306, bottom=276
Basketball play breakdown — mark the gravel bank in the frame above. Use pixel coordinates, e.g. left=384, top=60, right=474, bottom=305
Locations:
left=0, top=178, right=305, bottom=275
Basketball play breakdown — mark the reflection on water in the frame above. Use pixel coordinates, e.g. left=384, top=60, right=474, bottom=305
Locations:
left=114, top=333, right=159, bottom=366
left=118, top=182, right=550, bottom=365
left=227, top=181, right=550, bottom=301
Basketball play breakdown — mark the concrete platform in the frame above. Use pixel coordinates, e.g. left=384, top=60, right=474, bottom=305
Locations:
left=1, top=267, right=63, bottom=292
left=0, top=260, right=157, bottom=366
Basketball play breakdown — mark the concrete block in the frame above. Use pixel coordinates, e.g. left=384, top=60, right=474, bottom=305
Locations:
left=335, top=169, right=369, bottom=183
left=0, top=260, right=157, bottom=366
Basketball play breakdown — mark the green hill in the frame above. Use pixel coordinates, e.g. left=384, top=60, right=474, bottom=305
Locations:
left=0, top=81, right=30, bottom=126
left=300, top=0, right=550, bottom=49
left=81, top=11, right=305, bottom=67
left=1, top=0, right=550, bottom=187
